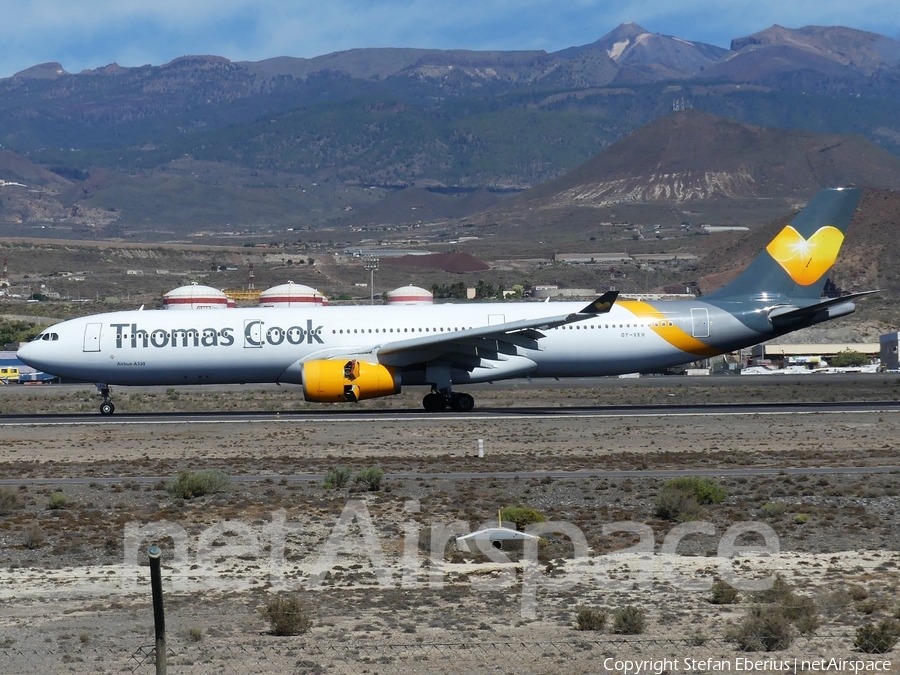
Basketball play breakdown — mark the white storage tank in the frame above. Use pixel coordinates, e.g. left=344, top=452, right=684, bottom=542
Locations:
left=163, top=283, right=229, bottom=310
left=259, top=282, right=328, bottom=307
left=385, top=285, right=433, bottom=305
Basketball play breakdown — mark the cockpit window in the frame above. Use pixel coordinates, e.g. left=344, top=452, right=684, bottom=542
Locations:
left=33, top=332, right=59, bottom=341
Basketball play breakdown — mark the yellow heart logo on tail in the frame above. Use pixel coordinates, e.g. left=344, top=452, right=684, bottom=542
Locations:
left=765, top=225, right=844, bottom=286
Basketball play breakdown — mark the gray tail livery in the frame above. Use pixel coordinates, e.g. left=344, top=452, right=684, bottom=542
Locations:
left=705, top=187, right=863, bottom=303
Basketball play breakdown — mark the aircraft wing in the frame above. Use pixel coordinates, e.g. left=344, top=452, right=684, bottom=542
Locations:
left=300, top=291, right=618, bottom=370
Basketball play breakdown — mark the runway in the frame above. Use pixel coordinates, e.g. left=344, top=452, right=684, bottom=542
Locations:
left=2, top=399, right=900, bottom=426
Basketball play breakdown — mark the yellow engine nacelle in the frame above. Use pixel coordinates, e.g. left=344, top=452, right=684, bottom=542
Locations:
left=301, top=359, right=400, bottom=403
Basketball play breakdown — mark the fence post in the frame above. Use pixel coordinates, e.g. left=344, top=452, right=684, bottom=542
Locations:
left=148, top=545, right=167, bottom=675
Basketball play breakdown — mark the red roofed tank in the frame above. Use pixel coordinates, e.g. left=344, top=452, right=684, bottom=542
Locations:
left=259, top=282, right=328, bottom=307
left=385, top=285, right=433, bottom=305
left=163, top=283, right=229, bottom=310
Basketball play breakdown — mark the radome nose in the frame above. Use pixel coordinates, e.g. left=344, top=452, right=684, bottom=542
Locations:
left=16, top=341, right=41, bottom=368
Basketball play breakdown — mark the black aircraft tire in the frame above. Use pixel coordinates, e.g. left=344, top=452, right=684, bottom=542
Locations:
left=423, top=393, right=446, bottom=412
left=100, top=402, right=115, bottom=416
left=450, top=393, right=475, bottom=412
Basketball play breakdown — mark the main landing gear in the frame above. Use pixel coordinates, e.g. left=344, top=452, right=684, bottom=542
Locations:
left=96, top=383, right=115, bottom=416
left=422, top=390, right=475, bottom=413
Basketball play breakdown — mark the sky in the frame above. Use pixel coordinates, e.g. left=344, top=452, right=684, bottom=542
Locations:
left=2, top=0, right=900, bottom=79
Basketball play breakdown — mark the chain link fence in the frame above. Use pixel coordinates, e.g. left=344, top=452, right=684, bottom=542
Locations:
left=4, top=631, right=896, bottom=674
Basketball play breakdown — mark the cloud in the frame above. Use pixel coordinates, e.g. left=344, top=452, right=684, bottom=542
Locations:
left=1, top=0, right=899, bottom=78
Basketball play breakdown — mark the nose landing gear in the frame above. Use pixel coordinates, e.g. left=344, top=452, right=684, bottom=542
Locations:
left=95, top=383, right=115, bottom=415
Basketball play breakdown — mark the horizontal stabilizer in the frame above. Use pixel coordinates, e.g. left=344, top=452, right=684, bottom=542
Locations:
left=768, top=290, right=879, bottom=326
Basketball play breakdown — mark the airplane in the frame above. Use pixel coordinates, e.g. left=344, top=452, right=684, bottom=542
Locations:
left=17, top=187, right=877, bottom=415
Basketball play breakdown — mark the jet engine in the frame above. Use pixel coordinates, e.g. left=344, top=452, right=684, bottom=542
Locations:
left=301, top=359, right=400, bottom=403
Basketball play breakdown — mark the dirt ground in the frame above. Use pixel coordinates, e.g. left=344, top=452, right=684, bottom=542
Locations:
left=1, top=377, right=899, bottom=674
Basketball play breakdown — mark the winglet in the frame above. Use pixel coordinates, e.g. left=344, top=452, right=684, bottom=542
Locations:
left=579, top=291, right=618, bottom=315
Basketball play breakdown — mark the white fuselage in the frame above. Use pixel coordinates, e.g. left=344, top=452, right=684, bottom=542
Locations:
left=17, top=299, right=748, bottom=388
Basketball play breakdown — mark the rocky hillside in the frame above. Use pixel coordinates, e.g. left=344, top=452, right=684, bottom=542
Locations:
left=507, top=111, right=900, bottom=209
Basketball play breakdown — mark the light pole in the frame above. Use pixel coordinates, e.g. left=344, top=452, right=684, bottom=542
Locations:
left=364, top=256, right=379, bottom=305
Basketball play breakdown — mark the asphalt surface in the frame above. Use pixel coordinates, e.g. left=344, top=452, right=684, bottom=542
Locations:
left=2, top=399, right=900, bottom=426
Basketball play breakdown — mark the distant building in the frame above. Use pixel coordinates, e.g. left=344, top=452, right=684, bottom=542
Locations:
left=880, top=333, right=900, bottom=370
left=700, top=225, right=750, bottom=233
left=554, top=253, right=631, bottom=264
left=532, top=286, right=597, bottom=299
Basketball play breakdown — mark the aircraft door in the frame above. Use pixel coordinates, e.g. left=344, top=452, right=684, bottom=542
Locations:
left=83, top=323, right=102, bottom=352
left=244, top=319, right=264, bottom=348
left=691, top=308, right=710, bottom=339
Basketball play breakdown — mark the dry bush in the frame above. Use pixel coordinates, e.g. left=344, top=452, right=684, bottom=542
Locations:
left=729, top=574, right=820, bottom=651
left=323, top=467, right=351, bottom=490
left=262, top=593, right=313, bottom=636
left=654, top=476, right=726, bottom=522
left=353, top=467, right=384, bottom=492
left=47, top=492, right=68, bottom=510
left=728, top=605, right=794, bottom=652
left=855, top=620, right=900, bottom=654
left=710, top=579, right=739, bottom=605
left=760, top=502, right=786, bottom=518
left=848, top=584, right=869, bottom=602
left=23, top=524, right=45, bottom=550
left=501, top=506, right=547, bottom=530
left=611, top=605, right=645, bottom=635
left=654, top=486, right=703, bottom=522
left=667, top=477, right=727, bottom=504
left=166, top=470, right=230, bottom=499
left=0, top=486, right=22, bottom=516
left=575, top=606, right=607, bottom=631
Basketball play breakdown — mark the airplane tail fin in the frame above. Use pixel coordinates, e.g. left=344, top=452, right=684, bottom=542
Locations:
left=704, top=187, right=862, bottom=302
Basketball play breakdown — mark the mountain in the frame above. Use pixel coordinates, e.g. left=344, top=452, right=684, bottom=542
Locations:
left=10, top=62, right=69, bottom=80
left=514, top=110, right=900, bottom=209
left=729, top=25, right=900, bottom=74
left=704, top=24, right=900, bottom=84
left=557, top=22, right=728, bottom=80
left=0, top=22, right=899, bottom=221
